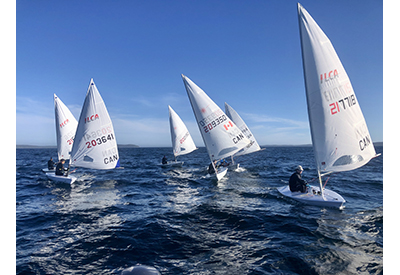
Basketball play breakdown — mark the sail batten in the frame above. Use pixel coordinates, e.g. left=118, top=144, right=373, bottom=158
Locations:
left=298, top=3, right=376, bottom=174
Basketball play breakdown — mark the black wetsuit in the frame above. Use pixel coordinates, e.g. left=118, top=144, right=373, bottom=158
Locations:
left=55, top=162, right=65, bottom=176
left=208, top=163, right=215, bottom=174
left=289, top=171, right=307, bottom=193
left=162, top=156, right=167, bottom=164
left=48, top=159, right=55, bottom=170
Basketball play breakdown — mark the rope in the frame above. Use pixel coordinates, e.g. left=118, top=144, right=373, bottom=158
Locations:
left=323, top=173, right=336, bottom=188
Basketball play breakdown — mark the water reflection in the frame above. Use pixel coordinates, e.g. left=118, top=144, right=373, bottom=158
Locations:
left=30, top=180, right=123, bottom=274
left=314, top=207, right=383, bottom=274
left=164, top=184, right=201, bottom=214
left=53, top=179, right=120, bottom=213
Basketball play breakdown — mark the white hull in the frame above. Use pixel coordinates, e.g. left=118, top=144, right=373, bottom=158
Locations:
left=216, top=167, right=228, bottom=181
left=277, top=185, right=345, bottom=209
left=46, top=173, right=77, bottom=184
left=41, top=168, right=55, bottom=173
left=162, top=161, right=184, bottom=167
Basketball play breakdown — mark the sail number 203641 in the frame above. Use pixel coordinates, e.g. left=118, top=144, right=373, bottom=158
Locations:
left=86, top=134, right=115, bottom=149
left=329, top=94, right=356, bottom=115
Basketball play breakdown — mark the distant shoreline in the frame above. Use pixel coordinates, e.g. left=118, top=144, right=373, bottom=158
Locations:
left=16, top=144, right=140, bottom=149
left=16, top=142, right=383, bottom=149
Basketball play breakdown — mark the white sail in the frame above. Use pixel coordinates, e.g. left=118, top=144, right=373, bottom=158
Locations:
left=182, top=74, right=250, bottom=162
left=70, top=79, right=120, bottom=169
left=54, top=94, right=78, bottom=160
left=298, top=3, right=376, bottom=174
left=224, top=102, right=262, bottom=157
left=168, top=105, right=197, bottom=158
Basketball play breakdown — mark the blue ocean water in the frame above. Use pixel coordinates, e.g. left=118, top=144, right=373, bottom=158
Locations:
left=16, top=146, right=383, bottom=274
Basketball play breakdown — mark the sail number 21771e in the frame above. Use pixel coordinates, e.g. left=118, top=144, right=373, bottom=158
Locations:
left=329, top=94, right=356, bottom=115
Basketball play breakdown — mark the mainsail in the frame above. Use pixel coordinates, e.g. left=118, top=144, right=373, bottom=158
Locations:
left=224, top=102, right=262, bottom=158
left=54, top=94, right=78, bottom=160
left=69, top=79, right=120, bottom=169
left=168, top=105, right=197, bottom=158
left=298, top=3, right=377, bottom=174
left=182, top=74, right=250, bottom=162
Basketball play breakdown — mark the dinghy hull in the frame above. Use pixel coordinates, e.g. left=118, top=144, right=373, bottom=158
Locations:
left=41, top=168, right=55, bottom=173
left=216, top=167, right=228, bottom=181
left=277, top=185, right=345, bottom=209
left=46, top=173, right=77, bottom=184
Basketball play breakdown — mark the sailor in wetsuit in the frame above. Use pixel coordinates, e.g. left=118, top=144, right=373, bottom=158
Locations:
left=47, top=157, right=55, bottom=170
left=55, top=159, right=68, bottom=176
left=289, top=165, right=307, bottom=193
left=162, top=156, right=168, bottom=165
left=208, top=160, right=218, bottom=174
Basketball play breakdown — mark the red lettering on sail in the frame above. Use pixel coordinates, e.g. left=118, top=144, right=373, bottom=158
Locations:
left=85, top=114, right=99, bottom=123
left=320, top=69, right=338, bottom=83
left=60, top=119, right=69, bottom=128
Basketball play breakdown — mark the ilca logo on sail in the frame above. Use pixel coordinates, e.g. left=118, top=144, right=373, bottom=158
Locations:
left=85, top=114, right=99, bottom=123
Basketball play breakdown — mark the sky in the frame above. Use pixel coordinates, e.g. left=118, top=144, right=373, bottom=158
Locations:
left=15, top=0, right=383, bottom=147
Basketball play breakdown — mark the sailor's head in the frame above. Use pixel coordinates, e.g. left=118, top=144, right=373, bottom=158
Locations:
left=60, top=159, right=66, bottom=163
left=296, top=165, right=303, bottom=173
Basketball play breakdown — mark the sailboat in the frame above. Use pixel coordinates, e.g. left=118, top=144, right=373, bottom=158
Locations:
left=182, top=74, right=251, bottom=180
left=164, top=105, right=197, bottom=167
left=46, top=79, right=120, bottom=184
left=277, top=4, right=380, bottom=208
left=42, top=94, right=78, bottom=173
left=224, top=102, right=264, bottom=168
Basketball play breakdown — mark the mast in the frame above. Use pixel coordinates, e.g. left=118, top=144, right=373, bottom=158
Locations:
left=317, top=171, right=325, bottom=199
left=298, top=3, right=324, bottom=197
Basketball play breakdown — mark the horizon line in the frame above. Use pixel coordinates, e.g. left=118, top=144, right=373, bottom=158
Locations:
left=16, top=141, right=383, bottom=149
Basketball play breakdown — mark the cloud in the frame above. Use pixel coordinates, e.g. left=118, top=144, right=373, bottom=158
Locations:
left=112, top=116, right=170, bottom=147
left=237, top=112, right=311, bottom=145
left=16, top=113, right=55, bottom=145
left=242, top=112, right=309, bottom=129
left=16, top=96, right=56, bottom=145
left=111, top=113, right=204, bottom=147
left=129, top=92, right=184, bottom=109
left=17, top=96, right=52, bottom=115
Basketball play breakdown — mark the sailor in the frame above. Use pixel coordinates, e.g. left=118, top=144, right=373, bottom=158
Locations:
left=47, top=157, right=55, bottom=170
left=208, top=160, right=217, bottom=174
left=289, top=165, right=308, bottom=193
left=162, top=155, right=168, bottom=165
left=221, top=159, right=230, bottom=167
left=55, top=159, right=68, bottom=176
